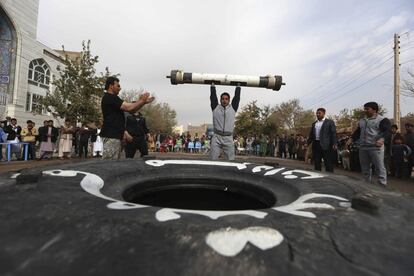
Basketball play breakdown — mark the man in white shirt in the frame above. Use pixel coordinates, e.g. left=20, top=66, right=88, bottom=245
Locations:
left=307, top=108, right=337, bottom=172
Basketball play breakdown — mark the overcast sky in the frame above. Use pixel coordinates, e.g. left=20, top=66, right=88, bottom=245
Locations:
left=37, top=0, right=414, bottom=126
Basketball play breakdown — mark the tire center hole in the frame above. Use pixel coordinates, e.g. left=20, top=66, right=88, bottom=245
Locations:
left=123, top=178, right=276, bottom=211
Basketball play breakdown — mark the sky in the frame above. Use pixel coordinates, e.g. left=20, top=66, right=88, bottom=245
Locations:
left=37, top=0, right=414, bottom=126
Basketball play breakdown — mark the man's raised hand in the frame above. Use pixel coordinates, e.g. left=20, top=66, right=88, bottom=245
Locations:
left=146, top=95, right=155, bottom=104
left=139, top=92, right=155, bottom=104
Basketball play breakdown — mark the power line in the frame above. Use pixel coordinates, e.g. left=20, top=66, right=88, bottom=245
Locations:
left=317, top=67, right=393, bottom=107
left=400, top=40, right=414, bottom=47
left=303, top=38, right=394, bottom=97
left=306, top=33, right=412, bottom=108
left=304, top=50, right=394, bottom=107
left=400, top=45, right=414, bottom=54
left=401, top=58, right=414, bottom=65
left=400, top=30, right=413, bottom=37
left=308, top=53, right=394, bottom=107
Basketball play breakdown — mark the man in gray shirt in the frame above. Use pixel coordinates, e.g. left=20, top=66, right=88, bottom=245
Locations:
left=209, top=84, right=240, bottom=160
left=347, top=102, right=391, bottom=186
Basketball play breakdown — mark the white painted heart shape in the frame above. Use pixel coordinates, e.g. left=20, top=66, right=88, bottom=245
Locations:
left=205, top=226, right=284, bottom=257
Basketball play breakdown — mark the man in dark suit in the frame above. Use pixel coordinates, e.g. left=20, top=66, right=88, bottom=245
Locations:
left=307, top=108, right=337, bottom=172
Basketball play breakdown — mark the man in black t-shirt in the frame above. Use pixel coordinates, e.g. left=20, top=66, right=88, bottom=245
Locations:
left=125, top=111, right=149, bottom=158
left=101, top=77, right=154, bottom=159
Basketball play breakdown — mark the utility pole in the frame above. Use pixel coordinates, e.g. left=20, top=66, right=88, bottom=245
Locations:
left=393, top=33, right=401, bottom=130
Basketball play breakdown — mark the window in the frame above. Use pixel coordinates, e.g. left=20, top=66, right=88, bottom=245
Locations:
left=26, top=92, right=48, bottom=115
left=32, top=94, right=44, bottom=114
left=28, top=59, right=50, bottom=88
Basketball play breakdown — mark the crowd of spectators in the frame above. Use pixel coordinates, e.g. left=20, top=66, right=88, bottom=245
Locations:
left=149, top=133, right=211, bottom=154
left=0, top=117, right=104, bottom=161
left=231, top=122, right=414, bottom=179
left=1, top=116, right=413, bottom=180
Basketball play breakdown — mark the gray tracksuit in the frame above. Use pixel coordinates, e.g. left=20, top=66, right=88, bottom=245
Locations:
left=351, top=114, right=391, bottom=185
left=210, top=85, right=240, bottom=160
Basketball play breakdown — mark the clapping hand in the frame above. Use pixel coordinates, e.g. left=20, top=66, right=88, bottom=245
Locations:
left=139, top=91, right=155, bottom=104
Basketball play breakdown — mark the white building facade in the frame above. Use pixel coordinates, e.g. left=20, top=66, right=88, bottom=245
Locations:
left=0, top=0, right=65, bottom=126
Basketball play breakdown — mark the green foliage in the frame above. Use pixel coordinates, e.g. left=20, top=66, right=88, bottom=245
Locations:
left=119, top=90, right=177, bottom=134
left=235, top=97, right=391, bottom=136
left=350, top=104, right=387, bottom=120
left=142, top=99, right=177, bottom=134
left=234, top=101, right=266, bottom=137
left=271, top=99, right=314, bottom=131
left=333, top=108, right=353, bottom=129
left=405, top=112, right=414, bottom=118
left=42, top=40, right=112, bottom=124
left=234, top=99, right=313, bottom=136
left=119, top=88, right=143, bottom=103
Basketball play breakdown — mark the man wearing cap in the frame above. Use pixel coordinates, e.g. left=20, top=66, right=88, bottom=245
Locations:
left=347, top=102, right=391, bottom=186
left=21, top=120, right=38, bottom=160
left=209, top=83, right=240, bottom=160
left=404, top=122, right=414, bottom=178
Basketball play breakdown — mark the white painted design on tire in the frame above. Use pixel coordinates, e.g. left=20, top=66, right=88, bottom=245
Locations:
left=145, top=159, right=248, bottom=170
left=156, top=209, right=267, bottom=222
left=42, top=170, right=148, bottom=209
left=206, top=227, right=284, bottom=257
left=10, top=173, right=21, bottom=179
left=273, top=193, right=348, bottom=218
left=42, top=169, right=347, bottom=221
left=264, top=168, right=285, bottom=176
left=42, top=169, right=268, bottom=221
left=251, top=165, right=273, bottom=173
left=281, top=169, right=324, bottom=179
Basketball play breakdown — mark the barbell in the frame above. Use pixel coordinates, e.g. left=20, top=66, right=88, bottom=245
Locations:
left=167, top=70, right=285, bottom=91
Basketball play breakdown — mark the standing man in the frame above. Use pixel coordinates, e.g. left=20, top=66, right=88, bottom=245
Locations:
left=78, top=123, right=91, bottom=158
left=287, top=134, right=297, bottom=159
left=58, top=119, right=75, bottom=159
left=20, top=120, right=38, bottom=160
left=91, top=121, right=103, bottom=158
left=388, top=124, right=399, bottom=176
left=209, top=83, right=240, bottom=160
left=4, top=118, right=22, bottom=160
left=347, top=102, right=391, bottom=186
left=307, top=108, right=337, bottom=172
left=39, top=120, right=58, bottom=160
left=100, top=77, right=154, bottom=160
left=124, top=111, right=150, bottom=158
left=404, top=122, right=414, bottom=178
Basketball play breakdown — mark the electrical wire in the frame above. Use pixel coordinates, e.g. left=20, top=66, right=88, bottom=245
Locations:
left=307, top=53, right=394, bottom=107
left=303, top=38, right=394, bottom=97
left=303, top=50, right=394, bottom=107
left=317, top=67, right=394, bottom=107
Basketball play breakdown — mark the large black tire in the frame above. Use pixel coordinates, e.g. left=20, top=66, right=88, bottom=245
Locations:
left=0, top=159, right=413, bottom=276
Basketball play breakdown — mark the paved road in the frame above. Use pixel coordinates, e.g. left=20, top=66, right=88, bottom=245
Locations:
left=1, top=153, right=413, bottom=195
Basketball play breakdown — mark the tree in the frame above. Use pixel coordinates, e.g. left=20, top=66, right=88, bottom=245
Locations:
left=351, top=105, right=387, bottom=120
left=119, top=90, right=177, bottom=134
left=42, top=40, right=112, bottom=124
left=141, top=101, right=177, bottom=134
left=261, top=105, right=282, bottom=136
left=119, top=88, right=143, bottom=102
left=234, top=99, right=314, bottom=136
left=271, top=99, right=313, bottom=132
left=234, top=101, right=263, bottom=137
left=333, top=108, right=353, bottom=129
left=294, top=109, right=315, bottom=132
left=402, top=70, right=414, bottom=97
